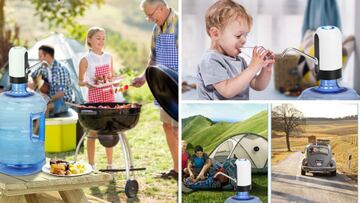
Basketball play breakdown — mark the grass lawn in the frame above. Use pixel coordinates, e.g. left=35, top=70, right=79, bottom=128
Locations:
left=46, top=103, right=177, bottom=203
left=182, top=174, right=268, bottom=203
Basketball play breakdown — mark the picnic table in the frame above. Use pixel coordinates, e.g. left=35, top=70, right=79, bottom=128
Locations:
left=0, top=170, right=112, bottom=203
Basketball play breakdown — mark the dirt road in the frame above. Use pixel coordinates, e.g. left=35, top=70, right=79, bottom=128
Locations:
left=272, top=151, right=357, bottom=203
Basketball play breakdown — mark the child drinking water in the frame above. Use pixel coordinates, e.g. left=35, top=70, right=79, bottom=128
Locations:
left=79, top=26, right=117, bottom=169
left=197, top=0, right=275, bottom=100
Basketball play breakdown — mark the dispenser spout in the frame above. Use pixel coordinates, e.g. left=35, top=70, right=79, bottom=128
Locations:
left=281, top=47, right=318, bottom=65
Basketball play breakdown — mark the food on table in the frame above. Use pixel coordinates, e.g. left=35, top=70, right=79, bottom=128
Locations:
left=49, top=159, right=86, bottom=176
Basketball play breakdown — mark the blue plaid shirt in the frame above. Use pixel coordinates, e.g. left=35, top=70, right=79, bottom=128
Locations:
left=149, top=8, right=178, bottom=68
left=31, top=60, right=73, bottom=102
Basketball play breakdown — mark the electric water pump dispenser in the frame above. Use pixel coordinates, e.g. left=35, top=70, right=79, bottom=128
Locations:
left=0, top=47, right=46, bottom=175
left=281, top=26, right=360, bottom=100
left=215, top=159, right=262, bottom=203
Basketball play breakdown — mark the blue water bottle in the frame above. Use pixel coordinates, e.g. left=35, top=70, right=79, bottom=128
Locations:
left=0, top=47, right=46, bottom=175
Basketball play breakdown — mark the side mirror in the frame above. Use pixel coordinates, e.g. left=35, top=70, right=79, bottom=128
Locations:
left=301, top=151, right=305, bottom=154
left=332, top=153, right=335, bottom=156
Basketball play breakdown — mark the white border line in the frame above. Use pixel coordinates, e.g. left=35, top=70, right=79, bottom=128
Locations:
left=268, top=103, right=272, bottom=203
left=178, top=0, right=182, bottom=202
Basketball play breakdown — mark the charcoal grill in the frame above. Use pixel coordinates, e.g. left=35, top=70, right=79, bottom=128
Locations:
left=70, top=102, right=145, bottom=198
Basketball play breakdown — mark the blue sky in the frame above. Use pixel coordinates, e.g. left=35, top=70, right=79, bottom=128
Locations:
left=182, top=103, right=267, bottom=122
left=272, top=103, right=357, bottom=118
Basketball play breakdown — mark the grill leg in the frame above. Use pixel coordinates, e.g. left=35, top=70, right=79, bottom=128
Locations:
left=122, top=133, right=134, bottom=169
left=119, top=132, right=132, bottom=180
left=124, top=133, right=136, bottom=177
left=74, top=130, right=88, bottom=163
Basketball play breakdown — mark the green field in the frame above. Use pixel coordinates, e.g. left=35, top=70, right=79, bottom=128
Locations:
left=182, top=174, right=268, bottom=203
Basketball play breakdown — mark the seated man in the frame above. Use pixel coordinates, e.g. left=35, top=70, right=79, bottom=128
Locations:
left=186, top=145, right=212, bottom=183
left=31, top=45, right=73, bottom=117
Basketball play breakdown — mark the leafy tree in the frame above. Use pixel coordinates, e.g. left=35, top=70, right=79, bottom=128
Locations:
left=0, top=0, right=103, bottom=68
left=272, top=104, right=304, bottom=152
left=31, top=0, right=104, bottom=41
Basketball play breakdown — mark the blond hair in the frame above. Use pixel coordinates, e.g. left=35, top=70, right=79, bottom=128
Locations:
left=205, top=0, right=253, bottom=35
left=86, top=26, right=105, bottom=48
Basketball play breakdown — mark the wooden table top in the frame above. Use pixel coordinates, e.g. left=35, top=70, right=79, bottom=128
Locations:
left=0, top=171, right=113, bottom=196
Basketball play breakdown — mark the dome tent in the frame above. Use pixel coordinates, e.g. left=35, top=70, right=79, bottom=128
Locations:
left=209, top=133, right=268, bottom=173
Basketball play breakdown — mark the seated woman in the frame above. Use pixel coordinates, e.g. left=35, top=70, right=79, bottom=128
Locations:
left=182, top=140, right=190, bottom=178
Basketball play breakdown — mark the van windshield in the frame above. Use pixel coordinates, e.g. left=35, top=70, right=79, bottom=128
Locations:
left=308, top=147, right=329, bottom=155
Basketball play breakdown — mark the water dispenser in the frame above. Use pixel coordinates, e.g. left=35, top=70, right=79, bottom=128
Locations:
left=215, top=159, right=262, bottom=203
left=0, top=47, right=46, bottom=175
left=281, top=26, right=360, bottom=100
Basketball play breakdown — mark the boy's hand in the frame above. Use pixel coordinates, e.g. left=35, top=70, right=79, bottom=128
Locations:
left=189, top=174, right=196, bottom=182
left=248, top=46, right=275, bottom=72
left=198, top=174, right=206, bottom=180
left=263, top=51, right=275, bottom=72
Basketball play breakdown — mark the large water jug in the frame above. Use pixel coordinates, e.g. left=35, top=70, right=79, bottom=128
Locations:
left=0, top=47, right=46, bottom=175
left=298, top=79, right=360, bottom=100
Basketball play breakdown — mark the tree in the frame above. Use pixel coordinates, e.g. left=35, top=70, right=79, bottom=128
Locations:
left=0, top=0, right=103, bottom=68
left=272, top=104, right=304, bottom=152
left=31, top=0, right=104, bottom=41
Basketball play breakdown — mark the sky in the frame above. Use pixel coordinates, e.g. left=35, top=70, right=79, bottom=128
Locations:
left=272, top=103, right=357, bottom=118
left=182, top=103, right=267, bottom=122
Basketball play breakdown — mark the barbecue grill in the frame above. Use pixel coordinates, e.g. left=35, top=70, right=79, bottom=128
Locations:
left=71, top=102, right=145, bottom=198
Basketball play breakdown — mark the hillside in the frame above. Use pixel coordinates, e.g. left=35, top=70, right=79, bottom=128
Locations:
left=182, top=110, right=268, bottom=153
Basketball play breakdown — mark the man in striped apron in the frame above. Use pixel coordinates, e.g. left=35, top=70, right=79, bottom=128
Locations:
left=132, top=0, right=178, bottom=179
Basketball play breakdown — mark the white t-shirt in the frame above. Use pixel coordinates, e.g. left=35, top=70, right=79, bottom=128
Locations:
left=84, top=51, right=112, bottom=84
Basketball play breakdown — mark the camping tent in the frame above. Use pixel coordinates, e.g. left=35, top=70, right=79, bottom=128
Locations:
left=209, top=133, right=268, bottom=173
left=27, top=33, right=88, bottom=103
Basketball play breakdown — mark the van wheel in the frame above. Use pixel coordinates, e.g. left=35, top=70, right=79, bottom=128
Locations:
left=301, top=169, right=305, bottom=176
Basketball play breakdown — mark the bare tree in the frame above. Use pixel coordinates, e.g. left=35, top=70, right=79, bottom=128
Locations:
left=272, top=104, right=304, bottom=152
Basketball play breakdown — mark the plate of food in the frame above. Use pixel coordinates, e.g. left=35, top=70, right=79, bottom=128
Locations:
left=42, top=159, right=93, bottom=177
left=90, top=76, right=123, bottom=88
